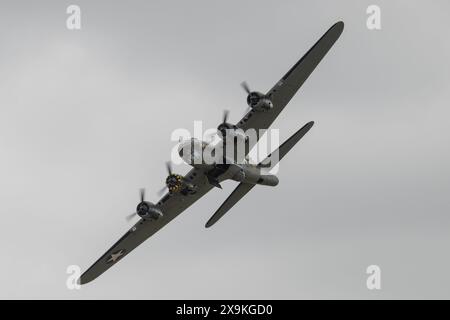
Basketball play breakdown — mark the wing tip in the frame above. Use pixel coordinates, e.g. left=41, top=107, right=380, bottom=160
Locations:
left=77, top=275, right=90, bottom=286
left=335, top=21, right=344, bottom=29
left=331, top=21, right=345, bottom=37
left=303, top=121, right=314, bottom=133
left=77, top=271, right=97, bottom=285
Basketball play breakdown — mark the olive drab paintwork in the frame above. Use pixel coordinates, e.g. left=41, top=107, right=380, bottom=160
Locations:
left=79, top=21, right=344, bottom=284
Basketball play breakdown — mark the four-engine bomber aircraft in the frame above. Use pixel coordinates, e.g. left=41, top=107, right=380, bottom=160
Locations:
left=79, top=21, right=344, bottom=284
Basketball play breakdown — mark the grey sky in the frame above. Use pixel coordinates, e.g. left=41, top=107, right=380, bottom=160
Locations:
left=0, top=0, right=449, bottom=298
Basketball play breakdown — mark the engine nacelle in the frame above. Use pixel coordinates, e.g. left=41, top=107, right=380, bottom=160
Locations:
left=217, top=123, right=247, bottom=142
left=136, top=201, right=163, bottom=220
left=247, top=92, right=273, bottom=112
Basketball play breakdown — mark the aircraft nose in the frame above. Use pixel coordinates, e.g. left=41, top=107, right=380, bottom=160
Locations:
left=178, top=141, right=189, bottom=156
left=178, top=140, right=195, bottom=162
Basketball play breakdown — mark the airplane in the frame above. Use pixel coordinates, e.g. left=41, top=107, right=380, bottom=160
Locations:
left=79, top=21, right=344, bottom=284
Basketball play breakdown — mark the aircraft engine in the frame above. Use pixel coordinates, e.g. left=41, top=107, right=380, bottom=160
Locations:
left=165, top=174, right=196, bottom=195
left=217, top=110, right=247, bottom=141
left=162, top=162, right=196, bottom=195
left=217, top=124, right=247, bottom=141
left=136, top=201, right=163, bottom=220
left=241, top=82, right=273, bottom=112
left=246, top=91, right=273, bottom=112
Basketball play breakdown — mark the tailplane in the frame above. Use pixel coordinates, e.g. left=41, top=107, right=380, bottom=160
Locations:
left=205, top=121, right=314, bottom=228
left=258, top=121, right=314, bottom=169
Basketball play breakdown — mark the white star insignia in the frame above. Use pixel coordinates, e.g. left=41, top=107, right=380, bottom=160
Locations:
left=107, top=250, right=124, bottom=263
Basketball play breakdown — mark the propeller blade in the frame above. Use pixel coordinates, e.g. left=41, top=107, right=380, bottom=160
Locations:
left=166, top=161, right=172, bottom=175
left=240, top=81, right=251, bottom=94
left=126, top=212, right=137, bottom=222
left=222, top=110, right=229, bottom=124
left=139, top=188, right=145, bottom=202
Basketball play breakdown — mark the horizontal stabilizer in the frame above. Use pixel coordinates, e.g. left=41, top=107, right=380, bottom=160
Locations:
left=259, top=121, right=314, bottom=169
left=206, top=121, right=314, bottom=228
left=205, top=183, right=255, bottom=228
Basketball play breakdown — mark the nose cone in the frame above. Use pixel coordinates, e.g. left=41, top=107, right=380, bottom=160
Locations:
left=178, top=140, right=194, bottom=164
left=178, top=138, right=205, bottom=165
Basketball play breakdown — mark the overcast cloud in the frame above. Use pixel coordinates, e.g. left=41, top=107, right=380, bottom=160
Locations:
left=0, top=0, right=449, bottom=299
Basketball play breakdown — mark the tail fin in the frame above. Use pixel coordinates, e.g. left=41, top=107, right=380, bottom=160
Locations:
left=205, top=121, right=314, bottom=228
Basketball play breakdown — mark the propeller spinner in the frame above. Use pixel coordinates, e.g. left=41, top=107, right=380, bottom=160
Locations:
left=217, top=109, right=237, bottom=137
left=240, top=81, right=273, bottom=112
left=157, top=161, right=186, bottom=196
left=126, top=188, right=163, bottom=221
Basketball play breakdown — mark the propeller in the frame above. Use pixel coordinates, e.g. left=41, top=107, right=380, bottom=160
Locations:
left=241, top=82, right=253, bottom=114
left=241, top=81, right=251, bottom=94
left=166, top=161, right=172, bottom=175
left=222, top=109, right=229, bottom=125
left=157, top=161, right=178, bottom=196
left=126, top=212, right=137, bottom=221
left=218, top=110, right=231, bottom=142
left=125, top=188, right=146, bottom=221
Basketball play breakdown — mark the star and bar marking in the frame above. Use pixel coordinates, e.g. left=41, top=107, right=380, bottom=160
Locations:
left=107, top=250, right=125, bottom=263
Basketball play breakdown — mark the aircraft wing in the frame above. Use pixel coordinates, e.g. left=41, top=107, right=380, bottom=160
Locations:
left=78, top=168, right=213, bottom=284
left=237, top=21, right=344, bottom=153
